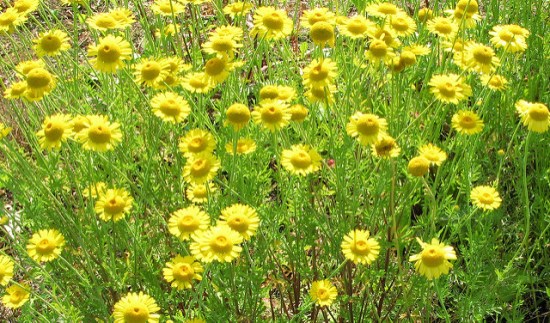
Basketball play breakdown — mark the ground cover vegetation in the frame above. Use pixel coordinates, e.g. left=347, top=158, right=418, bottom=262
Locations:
left=0, top=0, right=549, bottom=321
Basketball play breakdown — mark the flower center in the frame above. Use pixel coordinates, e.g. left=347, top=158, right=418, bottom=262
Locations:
left=104, top=196, right=125, bottom=215
left=40, top=36, right=61, bottom=52
left=212, top=38, right=234, bottom=52
left=141, top=62, right=162, bottom=81
left=528, top=105, right=549, bottom=121
left=262, top=12, right=284, bottom=30
left=310, top=22, right=334, bottom=42
left=98, top=44, right=121, bottom=63
left=459, top=116, right=476, bottom=129
left=378, top=3, right=397, bottom=15
left=472, top=46, right=494, bottom=64
left=44, top=122, right=65, bottom=141
left=228, top=216, right=249, bottom=233
left=434, top=21, right=453, bottom=34
left=420, top=247, right=445, bottom=267
left=211, top=235, right=233, bottom=253
left=193, top=186, right=207, bottom=198
left=95, top=15, right=117, bottom=29
left=227, top=108, right=250, bottom=123
left=391, top=18, right=408, bottom=31
left=189, top=76, right=207, bottom=89
left=190, top=159, right=211, bottom=177
left=262, top=107, right=283, bottom=123
left=356, top=117, right=379, bottom=135
left=205, top=58, right=226, bottom=77
left=159, top=99, right=180, bottom=116
left=479, top=192, right=495, bottom=204
left=347, top=20, right=368, bottom=34
left=10, top=291, right=24, bottom=303
left=488, top=77, right=503, bottom=87
left=439, top=82, right=456, bottom=97
left=369, top=40, right=388, bottom=57
left=36, top=238, right=55, bottom=254
left=310, top=65, right=329, bottom=81
left=88, top=125, right=112, bottom=144
left=188, top=138, right=207, bottom=152
left=178, top=215, right=199, bottom=232
left=290, top=151, right=312, bottom=169
left=308, top=13, right=326, bottom=25
left=352, top=240, right=370, bottom=255
left=316, top=288, right=329, bottom=300
left=26, top=69, right=51, bottom=88
left=123, top=304, right=149, bottom=323
left=10, top=83, right=27, bottom=95
left=173, top=263, right=194, bottom=280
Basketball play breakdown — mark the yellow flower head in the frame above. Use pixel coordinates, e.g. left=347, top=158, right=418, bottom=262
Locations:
left=409, top=237, right=457, bottom=280
left=225, top=138, right=257, bottom=155
left=417, top=8, right=434, bottom=22
left=372, top=135, right=400, bottom=158
left=33, top=29, right=71, bottom=57
left=210, top=25, right=244, bottom=41
left=451, top=110, right=484, bottom=135
left=88, top=35, right=132, bottom=73
left=0, top=255, right=14, bottom=286
left=337, top=15, right=374, bottom=39
left=202, top=35, right=242, bottom=57
left=87, top=13, right=119, bottom=31
left=36, top=114, right=72, bottom=150
left=134, top=58, right=170, bottom=87
left=13, top=0, right=40, bottom=15
left=0, top=123, right=12, bottom=140
left=163, top=255, right=203, bottom=290
left=70, top=115, right=90, bottom=135
left=515, top=100, right=549, bottom=133
left=341, top=229, right=380, bottom=265
left=281, top=144, right=322, bottom=176
left=305, top=84, right=336, bottom=104
left=364, top=39, right=396, bottom=65
left=470, top=185, right=502, bottom=211
left=4, top=81, right=27, bottom=99
left=168, top=206, right=210, bottom=240
left=309, top=280, right=337, bottom=307
left=82, top=181, right=107, bottom=198
left=186, top=182, right=216, bottom=204
left=24, top=67, right=56, bottom=100
left=182, top=72, right=215, bottom=94
left=218, top=204, right=260, bottom=240
left=151, top=0, right=186, bottom=16
left=94, top=188, right=133, bottom=222
left=301, top=7, right=335, bottom=29
left=113, top=292, right=160, bottom=323
left=462, top=42, right=500, bottom=74
left=225, top=103, right=251, bottom=130
left=250, top=6, right=293, bottom=40
left=259, top=85, right=296, bottom=102
left=26, top=229, right=65, bottom=262
left=408, top=156, right=430, bottom=177
left=179, top=129, right=216, bottom=157
left=2, top=284, right=30, bottom=309
left=223, top=2, right=253, bottom=18
left=108, top=8, right=135, bottom=28
left=150, top=91, right=191, bottom=123
left=309, top=21, right=335, bottom=47
left=190, top=225, right=243, bottom=263
left=182, top=153, right=221, bottom=184
left=251, top=99, right=291, bottom=132
left=290, top=104, right=309, bottom=122
left=389, top=13, right=417, bottom=37
left=428, top=73, right=471, bottom=104
left=76, top=115, right=123, bottom=152
left=489, top=24, right=528, bottom=53
left=302, top=58, right=337, bottom=88
left=15, top=59, right=45, bottom=76
left=346, top=112, right=387, bottom=145
left=366, top=2, right=405, bottom=18
left=427, top=17, right=458, bottom=39
left=419, top=143, right=447, bottom=166
left=0, top=8, right=27, bottom=33
left=480, top=74, right=508, bottom=91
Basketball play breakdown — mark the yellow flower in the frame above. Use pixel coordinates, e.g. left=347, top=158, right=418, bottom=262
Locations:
left=408, top=156, right=430, bottom=177
left=190, top=225, right=243, bottom=263
left=428, top=73, right=471, bottom=104
left=108, top=8, right=135, bottom=28
left=372, top=135, right=400, bottom=158
left=427, top=17, right=458, bottom=39
left=202, top=35, right=242, bottom=57
left=3, top=81, right=27, bottom=99
left=250, top=6, right=293, bottom=40
left=134, top=58, right=170, bottom=87
left=150, top=91, right=191, bottom=123
left=163, top=255, right=203, bottom=290
left=13, top=0, right=39, bottom=15
left=302, top=58, right=337, bottom=88
left=451, top=110, right=484, bottom=135
left=341, top=229, right=380, bottom=265
left=309, top=21, right=335, bottom=47
left=151, top=0, right=186, bottom=16
left=223, top=2, right=253, bottom=18
left=36, top=114, right=72, bottom=150
left=168, top=206, right=210, bottom=240
left=95, top=188, right=134, bottom=222
left=337, top=15, right=374, bottom=39
left=290, top=104, right=309, bottom=122
left=210, top=25, right=244, bottom=41
left=113, top=292, right=160, bottom=323
left=2, top=284, right=30, bottom=309
left=417, top=8, right=434, bottom=22
left=218, top=204, right=260, bottom=240
left=87, top=35, right=132, bottom=73
left=26, top=229, right=65, bottom=262
left=301, top=7, right=335, bottom=29
left=259, top=85, right=296, bottom=102
left=33, top=29, right=71, bottom=57
left=463, top=43, right=500, bottom=74
left=364, top=39, right=396, bottom=65
left=281, top=144, right=322, bottom=176
left=0, top=255, right=14, bottom=286
left=446, top=0, right=480, bottom=28
left=15, top=59, right=45, bottom=76
left=186, top=183, right=216, bottom=204
left=76, top=115, right=123, bottom=152
left=155, top=23, right=181, bottom=37
left=489, top=24, right=528, bottom=53
left=409, top=237, right=457, bottom=280
left=87, top=13, right=119, bottom=31
left=389, top=13, right=416, bottom=37
left=515, top=100, right=549, bottom=133
left=0, top=8, right=27, bottom=33
left=225, top=103, right=251, bottom=130
left=305, top=84, right=336, bottom=104
left=346, top=112, right=387, bottom=145
left=480, top=74, right=508, bottom=91
left=0, top=123, right=11, bottom=140
left=203, top=56, right=237, bottom=84
left=470, top=185, right=502, bottom=211
left=419, top=143, right=447, bottom=166
left=225, top=138, right=257, bottom=155
left=366, top=2, right=405, bottom=18
left=24, top=67, right=56, bottom=100
left=182, top=72, right=215, bottom=93
left=251, top=99, right=291, bottom=132
left=179, top=129, right=216, bottom=157
left=182, top=153, right=221, bottom=184
left=70, top=115, right=90, bottom=135
left=309, top=280, right=337, bottom=307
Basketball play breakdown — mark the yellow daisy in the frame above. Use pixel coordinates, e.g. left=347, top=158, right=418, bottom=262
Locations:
left=70, top=115, right=90, bottom=135
left=223, top=2, right=253, bottom=18
left=341, top=229, right=380, bottom=265
left=427, top=17, right=458, bottom=39
left=372, top=135, right=400, bottom=158
left=168, top=206, right=210, bottom=241
left=182, top=153, right=221, bottom=184
left=190, top=225, right=243, bottom=263
left=250, top=6, right=293, bottom=40
left=186, top=182, right=216, bottom=204
left=94, top=188, right=134, bottom=222
left=310, top=280, right=338, bottom=307
left=489, top=24, right=528, bottom=53
left=202, top=35, right=242, bottom=57
left=108, top=8, right=135, bottom=29
left=515, top=100, right=549, bottom=133
left=451, top=110, right=484, bottom=135
left=86, top=13, right=119, bottom=31
left=408, top=156, right=430, bottom=177
left=302, top=58, right=337, bottom=88
left=0, top=255, right=14, bottom=286
left=337, top=15, right=374, bottom=39
left=389, top=13, right=417, bottom=37
left=134, top=58, right=170, bottom=87
left=309, top=21, right=335, bottom=47
left=36, top=114, right=72, bottom=150
left=463, top=42, right=500, bottom=74
left=251, top=99, right=291, bottom=132
left=417, top=8, right=434, bottom=22
left=479, top=74, right=508, bottom=91
left=150, top=91, right=191, bottom=123
left=290, top=104, right=309, bottom=122
left=182, top=72, right=215, bottom=93
left=419, top=143, right=447, bottom=166
left=225, top=103, right=251, bottom=130
left=113, top=292, right=160, bottom=323
left=2, top=284, right=30, bottom=309
left=346, top=112, right=387, bottom=145
left=151, top=0, right=186, bottom=16
left=366, top=2, right=405, bottom=18
left=178, top=129, right=216, bottom=157
left=24, top=67, right=56, bottom=100
left=203, top=56, right=238, bottom=84
left=15, top=59, right=45, bottom=76
left=305, top=84, right=336, bottom=104
left=470, top=185, right=502, bottom=211
left=428, top=73, right=472, bottom=104
left=163, top=255, right=203, bottom=290
left=0, top=8, right=27, bottom=33
left=281, top=144, right=322, bottom=176
left=13, top=0, right=40, bottom=15
left=218, top=204, right=260, bottom=240
left=76, top=115, right=123, bottom=152
left=225, top=138, right=257, bottom=155
left=409, top=237, right=457, bottom=280
left=3, top=81, right=27, bottom=99
left=26, top=229, right=65, bottom=262
left=33, top=29, right=71, bottom=57
left=364, top=39, right=396, bottom=65
left=87, top=35, right=132, bottom=73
